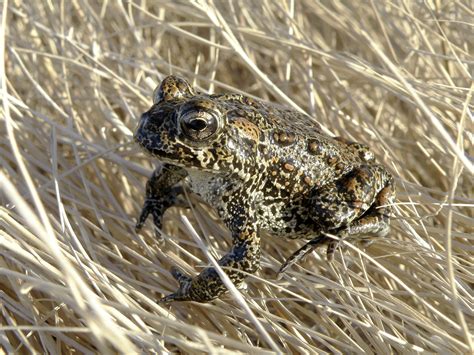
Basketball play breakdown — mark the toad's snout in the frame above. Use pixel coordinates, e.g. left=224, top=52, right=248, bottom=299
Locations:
left=134, top=109, right=179, bottom=158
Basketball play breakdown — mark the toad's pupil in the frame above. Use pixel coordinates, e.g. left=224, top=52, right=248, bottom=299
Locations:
left=188, top=118, right=207, bottom=131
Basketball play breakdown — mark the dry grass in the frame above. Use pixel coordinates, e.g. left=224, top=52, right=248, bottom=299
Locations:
left=1, top=0, right=473, bottom=353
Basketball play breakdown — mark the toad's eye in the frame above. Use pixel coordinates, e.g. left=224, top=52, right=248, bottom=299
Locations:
left=180, top=110, right=219, bottom=141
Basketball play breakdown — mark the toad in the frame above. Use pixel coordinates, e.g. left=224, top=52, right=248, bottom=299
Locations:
left=134, top=75, right=395, bottom=302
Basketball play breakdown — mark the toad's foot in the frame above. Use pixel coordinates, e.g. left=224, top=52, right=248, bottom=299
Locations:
left=135, top=198, right=164, bottom=234
left=158, top=266, right=194, bottom=303
left=135, top=164, right=187, bottom=238
left=159, top=223, right=260, bottom=302
left=277, top=235, right=337, bottom=278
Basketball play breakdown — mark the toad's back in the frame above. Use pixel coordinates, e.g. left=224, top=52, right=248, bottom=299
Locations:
left=209, top=93, right=370, bottom=195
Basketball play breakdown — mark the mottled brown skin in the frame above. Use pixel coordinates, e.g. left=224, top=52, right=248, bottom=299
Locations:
left=134, top=75, right=395, bottom=302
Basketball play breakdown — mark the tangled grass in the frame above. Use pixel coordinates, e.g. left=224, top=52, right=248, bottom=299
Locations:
left=1, top=1, right=472, bottom=353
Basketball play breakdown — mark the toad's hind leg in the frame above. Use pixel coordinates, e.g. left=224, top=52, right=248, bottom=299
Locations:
left=278, top=173, right=394, bottom=276
left=311, top=164, right=393, bottom=229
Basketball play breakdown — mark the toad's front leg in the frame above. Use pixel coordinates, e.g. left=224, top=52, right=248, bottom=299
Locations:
left=136, top=164, right=188, bottom=237
left=160, top=203, right=260, bottom=303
